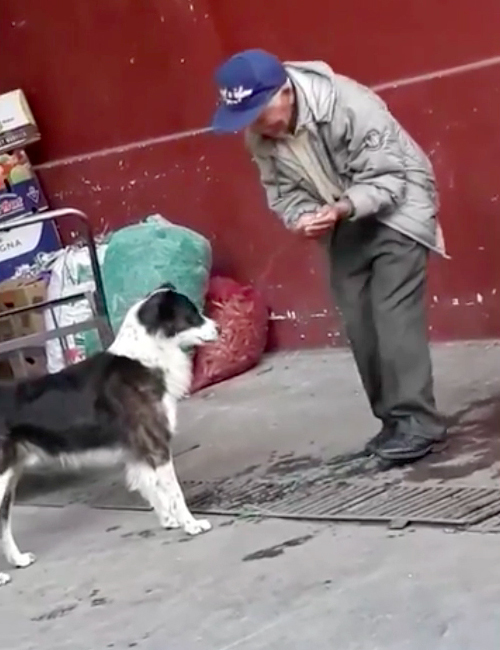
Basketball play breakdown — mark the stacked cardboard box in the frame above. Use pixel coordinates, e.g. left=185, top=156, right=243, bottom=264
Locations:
left=0, top=277, right=47, bottom=379
left=0, top=88, right=59, bottom=282
left=0, top=89, right=59, bottom=379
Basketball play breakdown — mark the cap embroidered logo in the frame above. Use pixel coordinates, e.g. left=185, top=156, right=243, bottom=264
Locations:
left=220, top=86, right=253, bottom=105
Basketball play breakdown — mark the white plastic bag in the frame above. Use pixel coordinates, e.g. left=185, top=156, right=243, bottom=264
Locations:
left=44, top=245, right=107, bottom=373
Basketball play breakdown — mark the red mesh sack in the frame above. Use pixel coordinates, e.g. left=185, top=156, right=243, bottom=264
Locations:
left=191, top=276, right=268, bottom=392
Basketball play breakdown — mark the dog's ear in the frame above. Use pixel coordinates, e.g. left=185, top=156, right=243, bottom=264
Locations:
left=138, top=290, right=176, bottom=336
left=159, top=281, right=176, bottom=292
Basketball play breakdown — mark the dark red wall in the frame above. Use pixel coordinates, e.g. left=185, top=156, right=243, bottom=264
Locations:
left=2, top=0, right=500, bottom=349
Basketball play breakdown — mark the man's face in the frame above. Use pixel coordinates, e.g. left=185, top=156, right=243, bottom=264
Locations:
left=249, top=86, right=294, bottom=138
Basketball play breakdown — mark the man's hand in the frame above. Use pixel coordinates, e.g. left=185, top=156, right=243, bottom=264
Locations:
left=304, top=205, right=340, bottom=237
left=294, top=200, right=354, bottom=239
left=293, top=212, right=321, bottom=237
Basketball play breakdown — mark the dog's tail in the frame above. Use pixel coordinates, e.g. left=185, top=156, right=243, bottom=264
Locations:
left=0, top=382, right=17, bottom=451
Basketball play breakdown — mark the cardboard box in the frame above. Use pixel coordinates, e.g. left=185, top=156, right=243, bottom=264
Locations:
left=0, top=277, right=47, bottom=341
left=0, top=278, right=48, bottom=380
left=0, top=90, right=40, bottom=154
left=0, top=149, right=49, bottom=220
left=0, top=217, right=60, bottom=282
left=0, top=347, right=47, bottom=380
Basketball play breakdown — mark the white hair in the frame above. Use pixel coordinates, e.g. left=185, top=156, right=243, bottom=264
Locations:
left=267, top=78, right=292, bottom=107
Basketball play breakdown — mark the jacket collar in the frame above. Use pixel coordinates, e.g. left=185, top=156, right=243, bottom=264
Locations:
left=285, top=63, right=336, bottom=133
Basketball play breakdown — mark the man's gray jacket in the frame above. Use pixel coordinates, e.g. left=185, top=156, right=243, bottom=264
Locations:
left=245, top=61, right=447, bottom=256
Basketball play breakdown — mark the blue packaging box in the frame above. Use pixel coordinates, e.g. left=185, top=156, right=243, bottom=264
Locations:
left=0, top=150, right=59, bottom=281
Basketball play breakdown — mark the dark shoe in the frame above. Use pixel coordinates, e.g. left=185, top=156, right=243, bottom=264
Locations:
left=364, top=421, right=396, bottom=455
left=374, top=430, right=440, bottom=462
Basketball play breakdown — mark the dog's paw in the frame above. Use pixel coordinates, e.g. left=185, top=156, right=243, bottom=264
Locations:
left=0, top=572, right=11, bottom=586
left=184, top=518, right=212, bottom=536
left=14, top=552, right=36, bottom=569
left=160, top=517, right=181, bottom=530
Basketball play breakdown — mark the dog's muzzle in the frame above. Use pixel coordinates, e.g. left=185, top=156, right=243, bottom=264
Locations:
left=199, top=318, right=218, bottom=342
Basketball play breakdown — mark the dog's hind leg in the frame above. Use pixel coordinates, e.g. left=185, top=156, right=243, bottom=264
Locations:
left=0, top=476, right=10, bottom=584
left=0, top=465, right=35, bottom=574
left=0, top=467, right=14, bottom=585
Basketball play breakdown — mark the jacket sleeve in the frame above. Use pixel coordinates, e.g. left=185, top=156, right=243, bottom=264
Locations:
left=248, top=148, right=321, bottom=230
left=341, top=88, right=407, bottom=219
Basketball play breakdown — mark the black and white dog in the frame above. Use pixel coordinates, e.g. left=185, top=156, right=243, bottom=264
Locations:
left=0, top=283, right=218, bottom=586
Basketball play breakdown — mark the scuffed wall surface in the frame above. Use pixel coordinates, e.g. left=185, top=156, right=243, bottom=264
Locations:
left=1, top=0, right=500, bottom=349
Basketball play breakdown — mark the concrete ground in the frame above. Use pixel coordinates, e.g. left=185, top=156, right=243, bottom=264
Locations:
left=3, top=341, right=500, bottom=649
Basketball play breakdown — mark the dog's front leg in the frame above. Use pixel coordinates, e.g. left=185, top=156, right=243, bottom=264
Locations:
left=155, top=461, right=211, bottom=535
left=125, top=463, right=180, bottom=529
left=126, top=460, right=210, bottom=535
left=162, top=395, right=177, bottom=434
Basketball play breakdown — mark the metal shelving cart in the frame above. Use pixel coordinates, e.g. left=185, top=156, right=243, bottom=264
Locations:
left=0, top=207, right=114, bottom=378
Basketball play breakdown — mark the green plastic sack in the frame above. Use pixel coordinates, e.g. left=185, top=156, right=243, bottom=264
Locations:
left=102, top=215, right=211, bottom=333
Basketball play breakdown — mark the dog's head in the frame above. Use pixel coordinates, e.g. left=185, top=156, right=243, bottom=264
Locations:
left=136, top=283, right=218, bottom=347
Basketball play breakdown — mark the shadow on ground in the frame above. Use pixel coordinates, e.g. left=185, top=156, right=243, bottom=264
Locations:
left=259, top=393, right=500, bottom=487
left=402, top=394, right=500, bottom=482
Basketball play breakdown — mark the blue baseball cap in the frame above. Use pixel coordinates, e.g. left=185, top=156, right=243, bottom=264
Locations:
left=211, top=49, right=288, bottom=133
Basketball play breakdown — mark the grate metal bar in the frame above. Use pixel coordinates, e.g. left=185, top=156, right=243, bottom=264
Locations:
left=399, top=487, right=482, bottom=519
left=278, top=483, right=387, bottom=516
left=338, top=486, right=464, bottom=519
left=470, top=512, right=500, bottom=532
left=423, top=490, right=498, bottom=519
left=464, top=502, right=500, bottom=527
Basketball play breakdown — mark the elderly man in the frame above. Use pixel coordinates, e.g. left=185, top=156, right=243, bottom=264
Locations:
left=210, top=49, right=447, bottom=463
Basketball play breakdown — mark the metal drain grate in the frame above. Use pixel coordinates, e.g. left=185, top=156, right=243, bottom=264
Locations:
left=21, top=463, right=500, bottom=531
left=190, top=480, right=500, bottom=529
